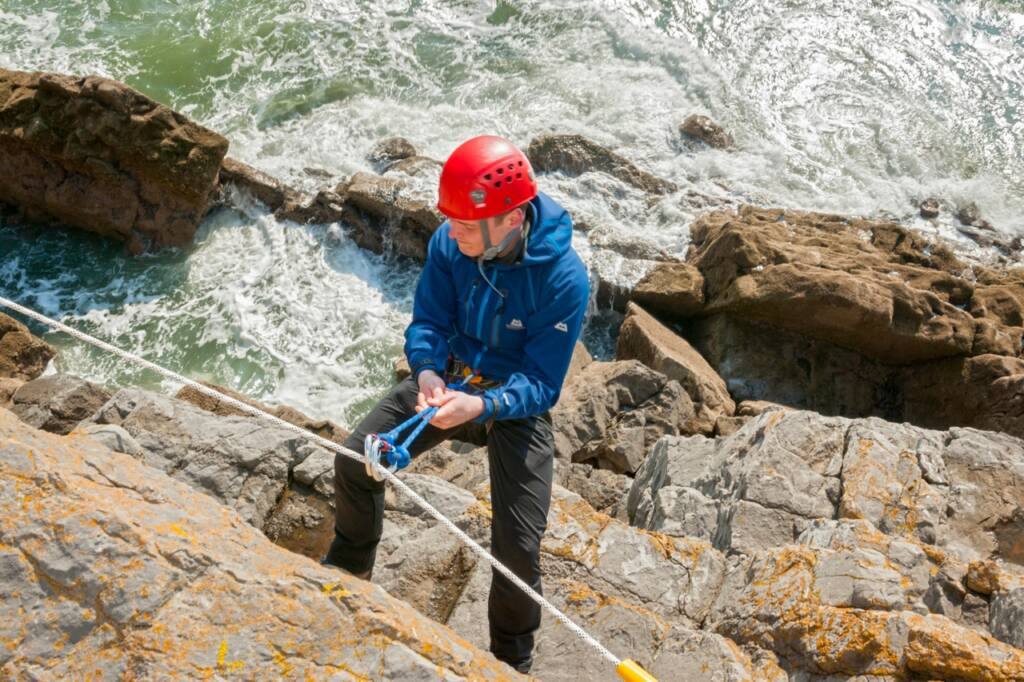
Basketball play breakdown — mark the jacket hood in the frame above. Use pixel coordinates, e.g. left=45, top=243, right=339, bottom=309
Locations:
left=519, top=191, right=572, bottom=267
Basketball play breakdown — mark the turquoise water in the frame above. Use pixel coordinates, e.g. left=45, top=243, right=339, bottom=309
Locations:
left=1, top=0, right=1022, bottom=425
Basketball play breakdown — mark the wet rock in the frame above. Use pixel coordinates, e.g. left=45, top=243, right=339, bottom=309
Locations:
left=383, top=155, right=443, bottom=177
left=629, top=261, right=705, bottom=318
left=86, top=388, right=330, bottom=528
left=337, top=171, right=444, bottom=261
left=0, top=69, right=227, bottom=252
left=0, top=312, right=56, bottom=381
left=616, top=302, right=734, bottom=434
left=367, top=136, right=418, bottom=171
left=551, top=360, right=698, bottom=474
left=679, top=114, right=733, bottom=149
left=11, top=374, right=111, bottom=435
left=0, top=408, right=521, bottom=679
left=957, top=201, right=993, bottom=230
left=273, top=188, right=344, bottom=225
left=527, top=133, right=677, bottom=195
left=919, top=197, right=941, bottom=219
left=218, top=156, right=299, bottom=211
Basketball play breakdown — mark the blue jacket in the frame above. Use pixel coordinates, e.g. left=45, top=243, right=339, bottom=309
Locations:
left=404, top=192, right=590, bottom=422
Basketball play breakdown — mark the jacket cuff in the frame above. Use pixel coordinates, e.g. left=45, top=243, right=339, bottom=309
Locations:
left=410, top=359, right=440, bottom=381
left=473, top=392, right=500, bottom=423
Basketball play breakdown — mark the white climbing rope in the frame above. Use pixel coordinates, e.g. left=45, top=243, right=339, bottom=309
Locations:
left=0, top=295, right=622, bottom=669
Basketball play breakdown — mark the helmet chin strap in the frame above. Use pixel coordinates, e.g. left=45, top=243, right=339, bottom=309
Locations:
left=477, top=217, right=522, bottom=262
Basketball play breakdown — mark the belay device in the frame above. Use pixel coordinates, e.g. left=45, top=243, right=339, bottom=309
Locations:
left=364, top=376, right=475, bottom=481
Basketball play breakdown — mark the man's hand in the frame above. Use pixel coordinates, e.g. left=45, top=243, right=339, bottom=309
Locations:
left=416, top=370, right=447, bottom=413
left=428, top=391, right=485, bottom=430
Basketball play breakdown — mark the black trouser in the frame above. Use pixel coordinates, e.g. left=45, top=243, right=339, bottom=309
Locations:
left=326, top=376, right=554, bottom=671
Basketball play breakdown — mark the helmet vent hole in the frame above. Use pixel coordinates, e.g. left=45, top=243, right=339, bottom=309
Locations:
left=495, top=181, right=502, bottom=188
left=516, top=172, right=522, bottom=178
left=496, top=168, right=503, bottom=174
left=484, top=173, right=492, bottom=180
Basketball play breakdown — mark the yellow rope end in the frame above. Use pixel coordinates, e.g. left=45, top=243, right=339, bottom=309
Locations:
left=617, top=659, right=658, bottom=682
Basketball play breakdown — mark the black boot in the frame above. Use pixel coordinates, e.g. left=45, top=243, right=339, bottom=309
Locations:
left=321, top=533, right=373, bottom=580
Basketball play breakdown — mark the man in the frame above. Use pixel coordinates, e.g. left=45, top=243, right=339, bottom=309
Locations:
left=323, top=135, right=590, bottom=673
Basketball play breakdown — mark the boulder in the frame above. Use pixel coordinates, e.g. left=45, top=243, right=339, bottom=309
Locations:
left=0, top=377, right=23, bottom=407
left=367, top=136, right=418, bottom=171
left=957, top=201, right=993, bottom=230
left=919, top=197, right=941, bottom=219
left=616, top=302, right=734, bottom=434
left=688, top=206, right=987, bottom=364
left=991, top=588, right=1024, bottom=649
left=86, top=388, right=330, bottom=528
left=0, top=407, right=521, bottom=679
left=0, top=312, right=55, bottom=380
left=0, top=69, right=227, bottom=253
left=10, top=374, right=111, bottom=434
left=384, top=155, right=443, bottom=177
left=679, top=114, right=733, bottom=149
left=629, top=261, right=705, bottom=317
left=75, top=422, right=144, bottom=457
left=273, top=187, right=344, bottom=225
left=527, top=134, right=677, bottom=195
left=551, top=360, right=698, bottom=474
left=553, top=460, right=630, bottom=520
left=336, top=171, right=444, bottom=261
left=218, top=156, right=300, bottom=211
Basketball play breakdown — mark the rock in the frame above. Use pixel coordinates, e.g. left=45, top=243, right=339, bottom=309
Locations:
left=75, top=422, right=144, bottom=456
left=404, top=445, right=491, bottom=493
left=394, top=355, right=412, bottom=381
left=86, top=388, right=330, bottom=528
left=991, top=588, right=1024, bottom=649
left=175, top=380, right=350, bottom=446
left=367, top=136, right=417, bottom=171
left=691, top=206, right=978, bottom=364
left=218, top=156, right=299, bottom=211
left=384, top=155, right=443, bottom=177
left=707, top=545, right=1024, bottom=680
left=0, top=407, right=521, bottom=679
left=273, top=188, right=343, bottom=225
left=527, top=134, right=677, bottom=195
left=0, top=312, right=55, bottom=380
left=337, top=171, right=444, bottom=261
left=713, top=415, right=749, bottom=436
left=551, top=360, right=698, bottom=474
left=565, top=340, right=593, bottom=384
left=0, top=377, right=23, bottom=407
left=736, top=399, right=790, bottom=416
left=629, top=410, right=843, bottom=554
left=10, top=374, right=111, bottom=435
left=630, top=408, right=1024, bottom=568
left=679, top=114, right=733, bottom=149
left=616, top=302, right=734, bottom=434
left=629, top=262, right=705, bottom=318
left=0, top=69, right=227, bottom=252
left=919, top=197, right=941, bottom=218
left=957, top=201, right=993, bottom=230
left=901, top=354, right=1024, bottom=440
left=553, top=460, right=630, bottom=520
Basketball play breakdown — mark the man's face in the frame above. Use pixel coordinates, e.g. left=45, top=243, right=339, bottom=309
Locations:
left=446, top=209, right=523, bottom=258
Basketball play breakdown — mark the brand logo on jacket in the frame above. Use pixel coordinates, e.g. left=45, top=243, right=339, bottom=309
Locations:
left=554, top=321, right=568, bottom=332
left=507, top=318, right=524, bottom=330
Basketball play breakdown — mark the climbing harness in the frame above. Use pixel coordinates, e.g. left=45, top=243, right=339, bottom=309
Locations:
left=364, top=374, right=474, bottom=481
left=0, top=294, right=657, bottom=682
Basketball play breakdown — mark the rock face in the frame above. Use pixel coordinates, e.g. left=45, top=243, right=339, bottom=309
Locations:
left=10, top=373, right=111, bottom=435
left=616, top=302, right=734, bottom=434
left=679, top=114, right=733, bottom=149
left=218, top=156, right=300, bottom=211
left=0, top=312, right=55, bottom=380
left=527, top=134, right=677, bottom=195
left=0, top=407, right=521, bottom=679
left=551, top=359, right=699, bottom=474
left=0, top=69, right=228, bottom=253
left=86, top=388, right=329, bottom=528
left=629, top=409, right=1024, bottom=569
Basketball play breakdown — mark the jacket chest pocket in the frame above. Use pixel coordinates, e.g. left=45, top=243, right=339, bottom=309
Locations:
left=492, top=311, right=528, bottom=350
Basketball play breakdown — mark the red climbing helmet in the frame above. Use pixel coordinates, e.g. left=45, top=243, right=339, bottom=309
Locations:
left=437, top=135, right=538, bottom=221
